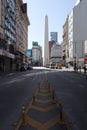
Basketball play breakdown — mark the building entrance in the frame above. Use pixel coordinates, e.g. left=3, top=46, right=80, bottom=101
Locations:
left=0, top=57, right=4, bottom=72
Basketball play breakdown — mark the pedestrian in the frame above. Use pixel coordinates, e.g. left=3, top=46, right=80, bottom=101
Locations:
left=74, top=63, right=78, bottom=72
left=74, top=63, right=76, bottom=71
left=83, top=65, right=86, bottom=75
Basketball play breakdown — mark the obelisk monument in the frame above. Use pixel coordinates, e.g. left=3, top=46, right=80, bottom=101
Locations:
left=44, top=15, right=49, bottom=66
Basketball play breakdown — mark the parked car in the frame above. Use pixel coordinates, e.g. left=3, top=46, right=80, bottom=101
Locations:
left=55, top=63, right=62, bottom=69
left=20, top=63, right=27, bottom=71
left=49, top=63, right=55, bottom=69
left=27, top=64, right=33, bottom=70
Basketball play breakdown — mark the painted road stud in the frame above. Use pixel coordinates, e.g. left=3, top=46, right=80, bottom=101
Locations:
left=22, top=105, right=25, bottom=110
left=21, top=106, right=26, bottom=126
left=12, top=122, right=17, bottom=128
left=21, top=111, right=26, bottom=126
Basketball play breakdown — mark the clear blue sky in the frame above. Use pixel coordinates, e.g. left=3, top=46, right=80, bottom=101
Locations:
left=23, top=0, right=76, bottom=54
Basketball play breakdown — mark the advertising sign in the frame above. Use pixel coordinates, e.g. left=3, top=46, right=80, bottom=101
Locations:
left=84, top=54, right=87, bottom=63
left=27, top=49, right=32, bottom=57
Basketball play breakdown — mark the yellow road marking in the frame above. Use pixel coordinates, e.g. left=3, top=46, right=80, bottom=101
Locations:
left=14, top=119, right=22, bottom=130
left=35, top=99, right=52, bottom=104
left=14, top=76, right=71, bottom=130
left=30, top=105, right=56, bottom=112
left=36, top=92, right=51, bottom=96
left=27, top=116, right=42, bottom=129
left=37, top=89, right=50, bottom=93
left=42, top=115, right=59, bottom=129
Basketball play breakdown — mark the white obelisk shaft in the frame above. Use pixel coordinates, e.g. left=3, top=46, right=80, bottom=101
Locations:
left=44, top=15, right=49, bottom=66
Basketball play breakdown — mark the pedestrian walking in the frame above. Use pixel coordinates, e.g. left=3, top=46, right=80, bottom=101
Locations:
left=74, top=63, right=76, bottom=71
left=74, top=63, right=78, bottom=72
left=83, top=65, right=86, bottom=75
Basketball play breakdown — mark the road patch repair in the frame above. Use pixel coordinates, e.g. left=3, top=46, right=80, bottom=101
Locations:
left=13, top=77, right=71, bottom=130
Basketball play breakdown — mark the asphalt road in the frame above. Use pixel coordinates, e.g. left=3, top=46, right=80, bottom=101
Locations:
left=0, top=67, right=87, bottom=130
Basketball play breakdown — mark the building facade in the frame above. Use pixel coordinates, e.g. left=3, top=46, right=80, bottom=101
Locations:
left=49, top=40, right=55, bottom=59
left=50, top=43, right=62, bottom=63
left=0, top=0, right=4, bottom=72
left=62, top=16, right=69, bottom=62
left=50, top=32, right=58, bottom=42
left=16, top=0, right=30, bottom=69
left=0, top=0, right=30, bottom=73
left=0, top=0, right=16, bottom=73
left=73, top=0, right=87, bottom=62
left=68, top=10, right=73, bottom=62
left=32, top=42, right=42, bottom=66
left=68, top=0, right=87, bottom=66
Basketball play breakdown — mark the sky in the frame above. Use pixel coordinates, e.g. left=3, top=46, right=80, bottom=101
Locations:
left=23, top=0, right=77, bottom=55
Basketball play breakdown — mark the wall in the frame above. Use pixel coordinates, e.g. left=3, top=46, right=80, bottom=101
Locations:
left=73, top=0, right=87, bottom=59
left=0, top=0, right=1, bottom=26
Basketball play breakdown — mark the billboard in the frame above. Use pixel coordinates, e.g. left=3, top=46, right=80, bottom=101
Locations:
left=84, top=54, right=87, bottom=63
left=84, top=40, right=87, bottom=63
left=27, top=49, right=32, bottom=57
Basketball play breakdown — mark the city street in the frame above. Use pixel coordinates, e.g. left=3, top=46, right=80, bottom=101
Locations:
left=0, top=67, right=87, bottom=130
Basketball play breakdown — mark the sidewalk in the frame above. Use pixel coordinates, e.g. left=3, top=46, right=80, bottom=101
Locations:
left=0, top=70, right=21, bottom=80
left=74, top=68, right=85, bottom=75
left=70, top=67, right=87, bottom=79
left=0, top=71, right=15, bottom=77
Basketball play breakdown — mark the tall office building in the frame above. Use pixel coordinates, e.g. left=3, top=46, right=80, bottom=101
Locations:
left=0, top=0, right=30, bottom=73
left=68, top=0, right=87, bottom=65
left=0, top=0, right=16, bottom=73
left=44, top=15, right=49, bottom=66
left=50, top=32, right=58, bottom=42
left=16, top=0, right=30, bottom=64
left=32, top=42, right=42, bottom=66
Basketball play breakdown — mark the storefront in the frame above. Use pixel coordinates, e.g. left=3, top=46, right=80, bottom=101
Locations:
left=0, top=49, right=15, bottom=73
